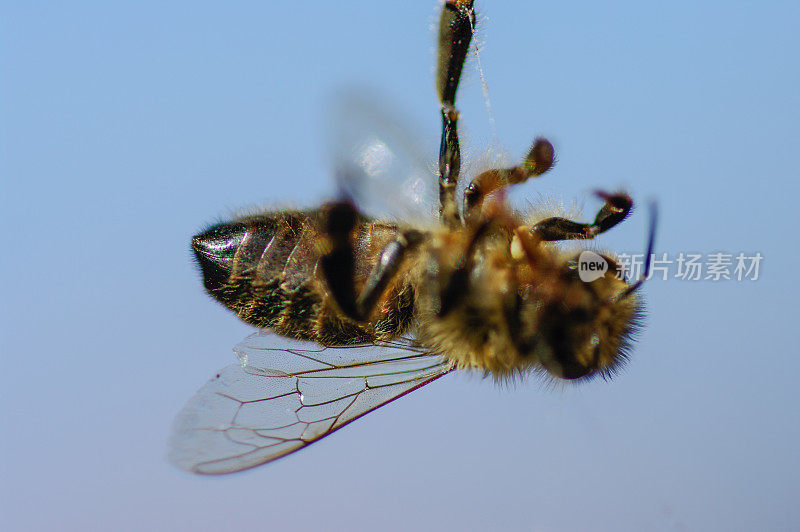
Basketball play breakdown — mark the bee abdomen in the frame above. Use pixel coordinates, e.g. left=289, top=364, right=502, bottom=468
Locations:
left=192, top=210, right=413, bottom=345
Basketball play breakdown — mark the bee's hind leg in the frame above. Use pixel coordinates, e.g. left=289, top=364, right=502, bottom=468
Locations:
left=532, top=191, right=632, bottom=241
left=320, top=201, right=363, bottom=320
left=438, top=1, right=556, bottom=226
left=320, top=201, right=423, bottom=322
left=355, top=231, right=424, bottom=320
left=436, top=1, right=475, bottom=228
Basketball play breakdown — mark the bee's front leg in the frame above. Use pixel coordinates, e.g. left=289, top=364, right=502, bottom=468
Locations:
left=532, top=192, right=633, bottom=241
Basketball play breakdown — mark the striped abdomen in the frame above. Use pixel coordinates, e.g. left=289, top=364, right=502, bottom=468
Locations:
left=191, top=210, right=415, bottom=345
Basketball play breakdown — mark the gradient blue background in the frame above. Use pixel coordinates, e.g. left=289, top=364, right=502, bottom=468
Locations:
left=2, top=1, right=798, bottom=530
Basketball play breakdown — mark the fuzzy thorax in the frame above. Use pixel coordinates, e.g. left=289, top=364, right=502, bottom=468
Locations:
left=413, top=228, right=642, bottom=381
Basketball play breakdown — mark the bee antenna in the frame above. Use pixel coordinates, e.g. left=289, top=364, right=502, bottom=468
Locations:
left=613, top=200, right=658, bottom=302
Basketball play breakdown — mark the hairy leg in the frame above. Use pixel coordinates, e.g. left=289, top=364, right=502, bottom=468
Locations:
left=436, top=0, right=475, bottom=228
left=533, top=191, right=632, bottom=241
left=462, top=138, right=555, bottom=220
left=320, top=201, right=422, bottom=322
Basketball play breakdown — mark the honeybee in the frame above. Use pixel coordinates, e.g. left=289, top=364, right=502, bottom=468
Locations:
left=170, top=0, right=655, bottom=474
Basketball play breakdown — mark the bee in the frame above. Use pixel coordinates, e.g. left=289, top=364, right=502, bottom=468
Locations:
left=170, top=0, right=656, bottom=474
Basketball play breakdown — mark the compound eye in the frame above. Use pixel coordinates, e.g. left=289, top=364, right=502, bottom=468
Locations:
left=541, top=337, right=603, bottom=380
left=537, top=306, right=600, bottom=380
left=539, top=350, right=593, bottom=380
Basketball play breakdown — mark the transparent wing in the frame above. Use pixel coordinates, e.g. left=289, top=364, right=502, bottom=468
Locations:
left=170, top=332, right=451, bottom=474
left=329, top=92, right=439, bottom=221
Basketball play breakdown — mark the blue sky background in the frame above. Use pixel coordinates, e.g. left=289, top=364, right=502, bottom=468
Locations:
left=2, top=1, right=798, bottom=530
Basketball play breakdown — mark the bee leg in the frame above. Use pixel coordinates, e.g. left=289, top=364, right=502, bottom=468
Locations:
left=438, top=107, right=462, bottom=228
left=438, top=220, right=493, bottom=316
left=320, top=201, right=363, bottom=321
left=463, top=137, right=555, bottom=221
left=436, top=1, right=475, bottom=228
left=532, top=192, right=633, bottom=241
left=321, top=201, right=423, bottom=322
left=355, top=230, right=425, bottom=319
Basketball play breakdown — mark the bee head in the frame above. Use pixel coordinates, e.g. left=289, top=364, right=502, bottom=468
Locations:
left=529, top=257, right=642, bottom=380
left=509, top=201, right=656, bottom=380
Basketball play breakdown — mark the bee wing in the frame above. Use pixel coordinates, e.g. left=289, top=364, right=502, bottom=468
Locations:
left=329, top=93, right=439, bottom=221
left=170, top=332, right=451, bottom=474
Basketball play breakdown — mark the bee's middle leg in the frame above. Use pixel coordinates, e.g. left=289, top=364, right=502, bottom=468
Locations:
left=462, top=138, right=555, bottom=221
left=437, top=219, right=493, bottom=317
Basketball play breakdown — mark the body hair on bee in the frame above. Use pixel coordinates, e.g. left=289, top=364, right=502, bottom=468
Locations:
left=191, top=0, right=651, bottom=383
left=172, top=0, right=656, bottom=475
